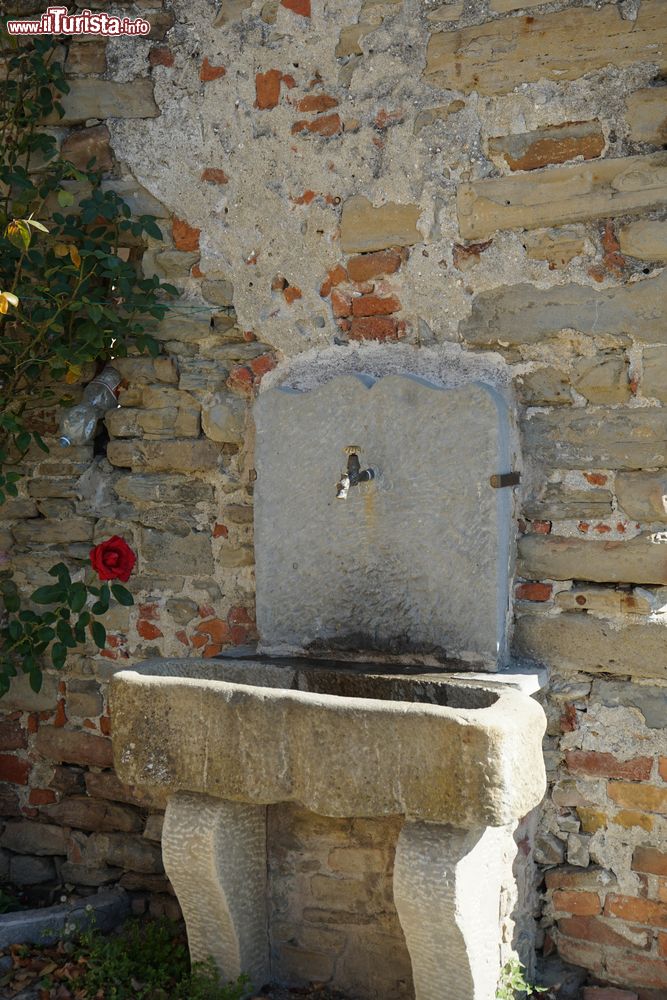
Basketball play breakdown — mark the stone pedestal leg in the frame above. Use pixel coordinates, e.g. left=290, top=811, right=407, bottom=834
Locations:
left=162, top=792, right=269, bottom=990
left=393, top=822, right=505, bottom=1000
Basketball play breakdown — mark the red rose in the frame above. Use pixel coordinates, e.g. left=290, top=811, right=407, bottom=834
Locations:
left=90, top=536, right=136, bottom=583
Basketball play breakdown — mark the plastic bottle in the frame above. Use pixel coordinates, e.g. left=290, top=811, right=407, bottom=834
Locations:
left=58, top=365, right=121, bottom=448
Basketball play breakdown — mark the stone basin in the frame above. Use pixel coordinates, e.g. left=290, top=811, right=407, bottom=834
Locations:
left=110, top=656, right=546, bottom=1000
left=110, top=655, right=545, bottom=827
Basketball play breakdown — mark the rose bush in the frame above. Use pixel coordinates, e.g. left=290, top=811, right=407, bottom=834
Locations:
left=90, top=536, right=136, bottom=583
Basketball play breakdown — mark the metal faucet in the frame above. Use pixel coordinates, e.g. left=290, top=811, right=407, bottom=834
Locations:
left=336, top=448, right=375, bottom=499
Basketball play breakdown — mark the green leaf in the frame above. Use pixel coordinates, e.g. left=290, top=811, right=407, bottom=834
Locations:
left=31, top=583, right=64, bottom=605
left=51, top=641, right=67, bottom=670
left=69, top=582, right=87, bottom=613
left=57, top=189, right=75, bottom=207
left=110, top=584, right=133, bottom=606
left=29, top=669, right=43, bottom=693
left=91, top=621, right=106, bottom=649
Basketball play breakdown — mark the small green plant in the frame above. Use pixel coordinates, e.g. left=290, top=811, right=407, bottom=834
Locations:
left=496, top=957, right=547, bottom=1000
left=71, top=918, right=250, bottom=1000
left=0, top=886, right=23, bottom=913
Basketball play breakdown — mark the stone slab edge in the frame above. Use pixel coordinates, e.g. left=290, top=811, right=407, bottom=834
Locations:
left=0, top=888, right=130, bottom=949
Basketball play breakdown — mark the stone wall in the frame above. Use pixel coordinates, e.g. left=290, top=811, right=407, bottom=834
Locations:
left=1, top=0, right=667, bottom=995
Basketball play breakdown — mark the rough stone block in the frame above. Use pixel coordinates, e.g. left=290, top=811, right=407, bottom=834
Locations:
left=555, top=586, right=651, bottom=617
left=461, top=270, right=667, bottom=346
left=572, top=355, right=630, bottom=405
left=614, top=471, right=667, bottom=522
left=340, top=196, right=421, bottom=253
left=64, top=40, right=107, bottom=75
left=60, top=862, right=123, bottom=886
left=590, top=679, right=667, bottom=729
left=1, top=672, right=58, bottom=712
left=12, top=518, right=94, bottom=545
left=66, top=679, right=103, bottom=719
left=626, top=87, right=667, bottom=144
left=518, top=534, right=667, bottom=585
left=107, top=439, right=222, bottom=473
left=114, top=473, right=213, bottom=506
left=140, top=528, right=213, bottom=575
left=523, top=227, right=587, bottom=268
left=488, top=121, right=604, bottom=172
left=82, top=833, right=164, bottom=873
left=2, top=821, right=68, bottom=856
left=618, top=220, right=667, bottom=261
left=47, top=79, right=159, bottom=124
left=42, top=796, right=143, bottom=833
left=522, top=408, right=667, bottom=470
left=457, top=153, right=667, bottom=240
left=9, top=855, right=57, bottom=885
left=425, top=2, right=667, bottom=96
left=201, top=395, right=246, bottom=443
left=642, top=346, right=667, bottom=402
left=514, top=613, right=667, bottom=679
left=61, top=125, right=112, bottom=172
left=34, top=727, right=113, bottom=768
left=523, top=486, right=612, bottom=521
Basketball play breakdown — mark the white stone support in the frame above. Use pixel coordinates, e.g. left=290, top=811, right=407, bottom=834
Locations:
left=162, top=792, right=269, bottom=991
left=393, top=821, right=508, bottom=1000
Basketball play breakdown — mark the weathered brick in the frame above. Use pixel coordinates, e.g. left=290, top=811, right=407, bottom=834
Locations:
left=488, top=121, right=604, bottom=172
left=458, top=152, right=667, bottom=240
left=346, top=250, right=403, bottom=282
left=351, top=293, right=401, bottom=317
left=255, top=69, right=282, bottom=109
left=0, top=719, right=27, bottom=751
left=518, top=534, right=667, bottom=586
left=291, top=113, right=342, bottom=137
left=172, top=217, right=200, bottom=251
left=555, top=936, right=604, bottom=977
left=340, top=196, right=421, bottom=254
left=552, top=890, right=601, bottom=916
left=281, top=0, right=310, bottom=15
left=559, top=914, right=650, bottom=950
left=200, top=57, right=226, bottom=81
left=425, top=2, right=667, bottom=96
left=633, top=847, right=667, bottom=877
left=515, top=582, right=552, bottom=602
left=608, top=783, right=667, bottom=815
left=606, top=951, right=667, bottom=989
left=349, top=317, right=399, bottom=341
left=35, top=727, right=113, bottom=769
left=565, top=751, right=653, bottom=782
left=0, top=754, right=30, bottom=784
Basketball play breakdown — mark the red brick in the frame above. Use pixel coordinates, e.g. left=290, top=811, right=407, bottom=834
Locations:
left=53, top=699, right=67, bottom=728
left=583, top=989, right=639, bottom=1000
left=351, top=293, right=401, bottom=317
left=566, top=751, right=653, bottom=782
left=349, top=317, right=399, bottom=341
left=346, top=250, right=402, bottom=282
left=296, top=94, right=338, bottom=113
left=659, top=933, right=667, bottom=958
left=281, top=0, right=310, bottom=14
left=604, top=894, right=667, bottom=927
left=138, top=603, right=159, bottom=621
left=605, top=952, right=667, bottom=990
left=515, top=582, right=552, bottom=602
left=213, top=523, right=229, bottom=538
left=584, top=472, right=608, bottom=486
left=176, top=629, right=189, bottom=646
left=530, top=519, right=552, bottom=533
left=201, top=167, right=229, bottom=184
left=29, top=788, right=57, bottom=805
left=227, top=365, right=254, bottom=396
left=556, top=936, right=604, bottom=976
left=0, top=754, right=30, bottom=784
left=27, top=714, right=39, bottom=734
left=196, top=618, right=230, bottom=643
left=230, top=625, right=247, bottom=644
left=545, top=866, right=613, bottom=891
left=203, top=644, right=223, bottom=658
left=633, top=847, right=667, bottom=877
left=283, top=285, right=302, bottom=304
left=559, top=915, right=650, bottom=950
left=552, top=890, right=601, bottom=916
left=374, top=108, right=405, bottom=129
left=331, top=289, right=352, bottom=317
left=255, top=69, right=282, bottom=110
left=659, top=757, right=667, bottom=782
left=149, top=46, right=174, bottom=67
left=172, top=217, right=200, bottom=251
left=319, top=264, right=347, bottom=297
left=249, top=354, right=276, bottom=379
left=0, top=719, right=27, bottom=751
left=137, top=620, right=163, bottom=640
left=228, top=606, right=254, bottom=625
left=99, top=715, right=111, bottom=736
left=291, top=113, right=342, bottom=137
left=200, top=57, right=226, bottom=81
left=35, top=727, right=113, bottom=769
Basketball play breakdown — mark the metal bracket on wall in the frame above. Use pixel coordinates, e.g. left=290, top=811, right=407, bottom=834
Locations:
left=489, top=472, right=521, bottom=489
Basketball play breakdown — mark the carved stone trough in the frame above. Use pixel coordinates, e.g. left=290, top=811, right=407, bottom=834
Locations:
left=110, top=656, right=546, bottom=1000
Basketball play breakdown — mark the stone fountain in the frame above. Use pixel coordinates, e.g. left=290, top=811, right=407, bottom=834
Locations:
left=110, top=373, right=547, bottom=1000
